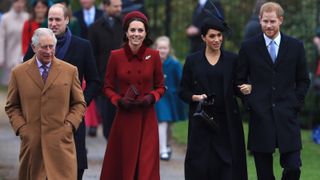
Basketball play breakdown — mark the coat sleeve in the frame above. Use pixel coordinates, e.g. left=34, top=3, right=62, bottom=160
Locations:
left=82, top=40, right=101, bottom=106
left=232, top=55, right=244, bottom=97
left=149, top=51, right=165, bottom=102
left=295, top=41, right=310, bottom=106
left=5, top=70, right=27, bottom=135
left=103, top=52, right=122, bottom=106
left=235, top=43, right=250, bottom=86
left=65, top=67, right=87, bottom=130
left=179, top=56, right=194, bottom=103
left=87, top=25, right=99, bottom=68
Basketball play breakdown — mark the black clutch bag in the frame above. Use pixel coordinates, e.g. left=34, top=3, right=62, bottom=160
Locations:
left=193, top=95, right=219, bottom=131
left=124, top=85, right=140, bottom=100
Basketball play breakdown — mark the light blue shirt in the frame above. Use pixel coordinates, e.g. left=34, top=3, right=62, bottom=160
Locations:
left=83, top=6, right=96, bottom=26
left=264, top=33, right=281, bottom=57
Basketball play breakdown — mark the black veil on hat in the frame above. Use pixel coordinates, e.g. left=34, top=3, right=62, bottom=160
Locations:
left=200, top=0, right=231, bottom=36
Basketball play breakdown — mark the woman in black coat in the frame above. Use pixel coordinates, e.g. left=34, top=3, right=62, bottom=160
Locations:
left=179, top=16, right=248, bottom=180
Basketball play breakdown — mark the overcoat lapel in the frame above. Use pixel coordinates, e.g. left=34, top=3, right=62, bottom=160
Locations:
left=42, top=58, right=61, bottom=93
left=257, top=35, right=274, bottom=67
left=26, top=57, right=44, bottom=90
left=274, top=34, right=289, bottom=68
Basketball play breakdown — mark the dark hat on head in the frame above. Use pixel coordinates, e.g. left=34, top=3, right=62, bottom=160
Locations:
left=123, top=11, right=148, bottom=27
left=200, top=16, right=231, bottom=36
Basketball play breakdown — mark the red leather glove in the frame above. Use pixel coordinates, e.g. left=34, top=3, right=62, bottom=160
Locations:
left=137, top=94, right=155, bottom=107
left=118, top=97, right=135, bottom=110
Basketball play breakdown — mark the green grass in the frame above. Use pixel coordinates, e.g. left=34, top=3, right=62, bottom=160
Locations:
left=172, top=121, right=320, bottom=179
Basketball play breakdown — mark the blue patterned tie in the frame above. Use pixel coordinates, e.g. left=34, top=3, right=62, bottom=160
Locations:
left=269, top=40, right=277, bottom=63
left=41, top=65, right=48, bottom=82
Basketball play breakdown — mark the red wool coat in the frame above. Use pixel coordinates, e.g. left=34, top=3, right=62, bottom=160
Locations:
left=100, top=44, right=165, bottom=180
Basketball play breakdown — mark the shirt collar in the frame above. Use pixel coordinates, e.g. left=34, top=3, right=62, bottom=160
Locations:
left=36, top=57, right=51, bottom=69
left=83, top=6, right=95, bottom=15
left=199, top=0, right=207, bottom=6
left=264, top=33, right=281, bottom=47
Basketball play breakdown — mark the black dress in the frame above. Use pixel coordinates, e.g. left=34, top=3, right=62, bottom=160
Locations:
left=179, top=50, right=248, bottom=180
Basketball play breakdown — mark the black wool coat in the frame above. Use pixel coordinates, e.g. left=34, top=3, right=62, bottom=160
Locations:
left=73, top=8, right=103, bottom=39
left=236, top=33, right=310, bottom=153
left=88, top=15, right=123, bottom=82
left=179, top=50, right=248, bottom=180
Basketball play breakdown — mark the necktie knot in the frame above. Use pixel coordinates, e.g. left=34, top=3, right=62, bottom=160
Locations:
left=269, top=40, right=277, bottom=63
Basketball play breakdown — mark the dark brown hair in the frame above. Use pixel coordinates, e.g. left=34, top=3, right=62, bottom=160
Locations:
left=122, top=18, right=153, bottom=46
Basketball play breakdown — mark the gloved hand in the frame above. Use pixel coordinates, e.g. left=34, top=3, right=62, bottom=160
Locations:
left=137, top=94, right=155, bottom=107
left=117, top=97, right=135, bottom=110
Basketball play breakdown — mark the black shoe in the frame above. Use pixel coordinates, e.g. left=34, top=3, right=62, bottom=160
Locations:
left=88, top=126, right=97, bottom=137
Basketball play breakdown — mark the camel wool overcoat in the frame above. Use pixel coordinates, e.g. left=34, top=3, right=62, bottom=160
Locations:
left=5, top=57, right=86, bottom=180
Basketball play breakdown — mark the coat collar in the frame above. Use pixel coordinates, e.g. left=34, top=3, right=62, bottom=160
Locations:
left=274, top=33, right=289, bottom=67
left=123, top=43, right=147, bottom=61
left=26, top=56, right=62, bottom=93
left=257, top=32, right=288, bottom=67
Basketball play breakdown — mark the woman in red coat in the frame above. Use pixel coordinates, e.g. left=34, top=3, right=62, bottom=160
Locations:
left=22, top=0, right=48, bottom=55
left=100, top=11, right=165, bottom=180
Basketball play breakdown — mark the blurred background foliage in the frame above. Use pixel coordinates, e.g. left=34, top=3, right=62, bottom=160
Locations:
left=1, top=0, right=320, bottom=128
left=132, top=0, right=317, bottom=128
left=141, top=0, right=320, bottom=128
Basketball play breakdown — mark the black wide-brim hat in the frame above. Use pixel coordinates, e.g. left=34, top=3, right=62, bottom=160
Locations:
left=200, top=16, right=231, bottom=36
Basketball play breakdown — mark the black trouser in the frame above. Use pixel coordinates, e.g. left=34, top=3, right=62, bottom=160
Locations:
left=78, top=169, right=84, bottom=180
left=96, top=94, right=116, bottom=140
left=253, top=151, right=301, bottom=180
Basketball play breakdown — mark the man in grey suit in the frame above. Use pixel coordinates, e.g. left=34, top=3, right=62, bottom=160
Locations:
left=236, top=2, right=310, bottom=180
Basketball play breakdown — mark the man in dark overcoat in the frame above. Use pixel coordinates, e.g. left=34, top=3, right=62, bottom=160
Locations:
left=88, top=0, right=123, bottom=139
left=23, top=4, right=100, bottom=180
left=73, top=0, right=103, bottom=39
left=236, top=2, right=310, bottom=180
